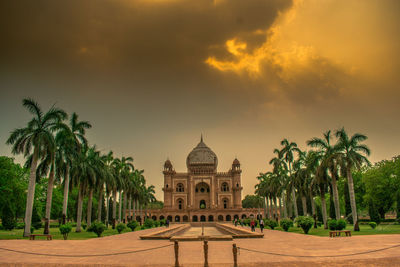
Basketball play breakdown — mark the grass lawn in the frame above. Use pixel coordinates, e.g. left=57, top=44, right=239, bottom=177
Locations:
left=0, top=226, right=145, bottom=240
left=274, top=224, right=400, bottom=236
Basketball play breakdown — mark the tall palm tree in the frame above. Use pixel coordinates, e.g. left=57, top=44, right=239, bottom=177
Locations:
left=312, top=151, right=329, bottom=229
left=269, top=148, right=289, bottom=218
left=102, top=151, right=114, bottom=226
left=280, top=139, right=301, bottom=218
left=97, top=151, right=113, bottom=223
left=111, top=157, right=134, bottom=225
left=86, top=147, right=104, bottom=227
left=70, top=146, right=97, bottom=232
left=7, top=98, right=66, bottom=237
left=293, top=151, right=309, bottom=215
left=307, top=130, right=341, bottom=220
left=56, top=113, right=91, bottom=224
left=335, top=128, right=370, bottom=231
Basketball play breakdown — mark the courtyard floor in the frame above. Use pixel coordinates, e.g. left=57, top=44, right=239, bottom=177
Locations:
left=0, top=224, right=400, bottom=266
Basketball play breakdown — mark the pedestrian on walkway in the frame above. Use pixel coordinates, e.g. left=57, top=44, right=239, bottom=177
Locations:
left=234, top=218, right=238, bottom=227
left=166, top=219, right=170, bottom=228
left=259, top=218, right=264, bottom=233
left=250, top=218, right=256, bottom=232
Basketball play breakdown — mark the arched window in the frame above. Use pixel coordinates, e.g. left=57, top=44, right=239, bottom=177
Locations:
left=221, top=182, right=229, bottom=192
left=223, top=199, right=228, bottom=209
left=177, top=199, right=183, bottom=210
left=176, top=183, right=184, bottom=192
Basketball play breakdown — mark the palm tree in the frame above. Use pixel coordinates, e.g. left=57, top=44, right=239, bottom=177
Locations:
left=307, top=130, right=341, bottom=220
left=86, top=147, right=104, bottom=227
left=269, top=148, right=289, bottom=218
left=293, top=151, right=309, bottom=215
left=70, top=146, right=97, bottom=232
left=97, top=151, right=113, bottom=223
left=102, top=151, right=114, bottom=226
left=142, top=184, right=156, bottom=220
left=56, top=113, right=91, bottom=224
left=111, top=157, right=134, bottom=225
left=280, top=139, right=301, bottom=218
left=7, top=98, right=66, bottom=237
left=335, top=128, right=370, bottom=231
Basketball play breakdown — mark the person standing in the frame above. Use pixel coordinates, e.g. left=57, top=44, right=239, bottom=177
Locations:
left=250, top=219, right=255, bottom=232
left=259, top=218, right=264, bottom=233
left=166, top=218, right=170, bottom=228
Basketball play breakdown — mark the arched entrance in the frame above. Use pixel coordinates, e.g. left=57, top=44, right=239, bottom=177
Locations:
left=152, top=215, right=157, bottom=221
left=183, top=215, right=189, bottom=222
left=192, top=215, right=198, bottom=222
left=208, top=215, right=214, bottom=222
left=195, top=182, right=210, bottom=209
left=234, top=214, right=239, bottom=220
left=159, top=215, right=165, bottom=220
left=241, top=214, right=246, bottom=219
left=167, top=215, right=172, bottom=222
left=218, top=215, right=224, bottom=221
left=226, top=215, right=231, bottom=222
left=175, top=215, right=180, bottom=222
left=200, top=215, right=206, bottom=222
left=136, top=216, right=141, bottom=222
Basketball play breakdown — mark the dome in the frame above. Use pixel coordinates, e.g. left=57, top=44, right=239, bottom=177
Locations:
left=164, top=159, right=172, bottom=169
left=186, top=136, right=218, bottom=170
left=233, top=158, right=240, bottom=165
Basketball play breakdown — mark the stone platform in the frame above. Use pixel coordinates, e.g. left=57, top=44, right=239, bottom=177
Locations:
left=0, top=225, right=400, bottom=266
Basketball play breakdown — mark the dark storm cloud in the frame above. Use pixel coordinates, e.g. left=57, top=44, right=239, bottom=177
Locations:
left=0, top=0, right=293, bottom=78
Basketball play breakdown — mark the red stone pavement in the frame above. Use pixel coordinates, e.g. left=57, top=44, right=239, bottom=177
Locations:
left=0, top=224, right=400, bottom=266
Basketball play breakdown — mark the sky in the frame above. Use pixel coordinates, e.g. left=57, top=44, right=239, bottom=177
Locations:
left=1, top=0, right=399, bottom=200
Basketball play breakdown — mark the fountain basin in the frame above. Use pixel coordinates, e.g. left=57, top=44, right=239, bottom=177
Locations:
left=140, top=223, right=263, bottom=241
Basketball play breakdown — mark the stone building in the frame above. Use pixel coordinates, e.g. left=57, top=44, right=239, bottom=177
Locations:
left=148, top=137, right=260, bottom=222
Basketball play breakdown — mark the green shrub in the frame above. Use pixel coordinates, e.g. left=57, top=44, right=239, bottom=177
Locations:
left=243, top=218, right=251, bottom=226
left=1, top=204, right=16, bottom=230
left=144, top=218, right=154, bottom=229
left=154, top=220, right=160, bottom=227
left=265, top=219, right=278, bottom=230
left=280, top=219, right=293, bottom=232
left=15, top=223, right=25, bottom=229
left=369, top=222, right=377, bottom=229
left=116, top=223, right=126, bottom=234
left=337, top=219, right=347, bottom=230
left=295, top=216, right=314, bottom=234
left=159, top=219, right=166, bottom=226
left=59, top=224, right=72, bottom=240
left=328, top=219, right=337, bottom=230
left=317, top=221, right=322, bottom=227
left=0, top=224, right=4, bottom=230
left=82, top=222, right=87, bottom=230
left=127, top=221, right=139, bottom=231
left=87, top=221, right=106, bottom=237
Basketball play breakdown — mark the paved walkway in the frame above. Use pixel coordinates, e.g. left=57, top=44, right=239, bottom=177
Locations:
left=0, top=225, right=400, bottom=266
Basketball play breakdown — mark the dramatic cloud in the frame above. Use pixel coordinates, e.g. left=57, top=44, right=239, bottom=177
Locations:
left=0, top=0, right=399, bottom=199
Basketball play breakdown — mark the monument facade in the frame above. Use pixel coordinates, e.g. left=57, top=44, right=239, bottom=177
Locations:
left=148, top=137, right=259, bottom=222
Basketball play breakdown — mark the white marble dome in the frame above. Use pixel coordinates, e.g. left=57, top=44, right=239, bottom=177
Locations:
left=186, top=137, right=218, bottom=169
